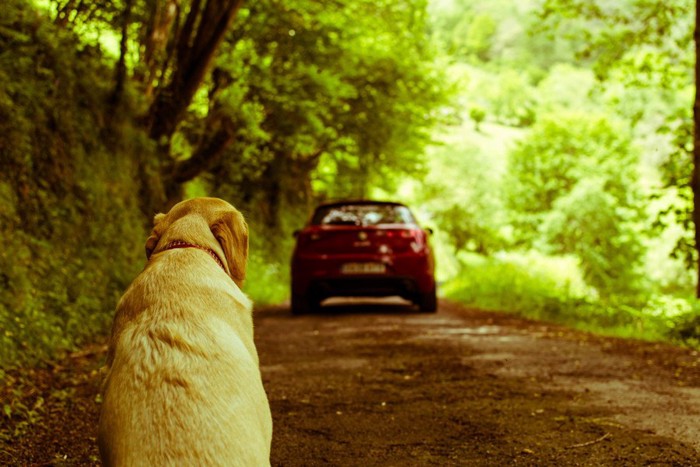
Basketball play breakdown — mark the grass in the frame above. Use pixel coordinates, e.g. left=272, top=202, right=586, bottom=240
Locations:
left=244, top=253, right=290, bottom=306
left=443, top=251, right=700, bottom=346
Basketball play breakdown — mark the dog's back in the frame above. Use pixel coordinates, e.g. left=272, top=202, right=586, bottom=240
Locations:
left=98, top=229, right=272, bottom=466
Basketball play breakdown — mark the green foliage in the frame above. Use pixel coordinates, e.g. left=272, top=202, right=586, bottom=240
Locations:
left=444, top=252, right=693, bottom=342
left=654, top=106, right=696, bottom=270
left=482, top=69, right=536, bottom=127
left=535, top=64, right=600, bottom=113
left=0, top=0, right=147, bottom=367
left=243, top=239, right=291, bottom=307
left=417, top=137, right=508, bottom=255
left=218, top=0, right=447, bottom=201
left=534, top=0, right=696, bottom=285
left=505, top=113, right=645, bottom=294
left=668, top=305, right=700, bottom=348
left=414, top=0, right=700, bottom=347
left=0, top=371, right=47, bottom=442
left=452, top=12, right=497, bottom=61
left=443, top=251, right=595, bottom=320
left=200, top=0, right=449, bottom=294
left=468, top=105, right=486, bottom=130
left=540, top=178, right=644, bottom=294
left=537, top=0, right=693, bottom=81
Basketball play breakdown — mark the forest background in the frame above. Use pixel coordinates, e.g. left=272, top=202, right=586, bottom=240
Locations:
left=1, top=0, right=699, bottom=368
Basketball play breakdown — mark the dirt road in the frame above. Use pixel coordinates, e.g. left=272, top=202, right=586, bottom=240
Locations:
left=261, top=299, right=700, bottom=466
left=2, top=299, right=700, bottom=465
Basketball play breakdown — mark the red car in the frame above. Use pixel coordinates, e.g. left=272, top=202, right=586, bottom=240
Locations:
left=290, top=200, right=437, bottom=314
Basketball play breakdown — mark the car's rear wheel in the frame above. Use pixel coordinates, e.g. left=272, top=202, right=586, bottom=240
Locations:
left=291, top=292, right=318, bottom=315
left=417, top=288, right=437, bottom=313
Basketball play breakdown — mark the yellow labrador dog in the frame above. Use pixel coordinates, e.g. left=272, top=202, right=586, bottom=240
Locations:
left=98, top=197, right=272, bottom=466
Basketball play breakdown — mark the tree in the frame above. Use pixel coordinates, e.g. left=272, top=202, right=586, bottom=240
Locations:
left=541, top=178, right=644, bottom=294
left=419, top=140, right=507, bottom=255
left=694, top=0, right=700, bottom=297
left=141, top=0, right=245, bottom=212
left=49, top=0, right=246, bottom=214
left=48, top=0, right=445, bottom=223
left=143, top=0, right=244, bottom=144
left=451, top=12, right=497, bottom=61
left=505, top=112, right=644, bottom=293
left=535, top=0, right=700, bottom=295
left=205, top=0, right=446, bottom=231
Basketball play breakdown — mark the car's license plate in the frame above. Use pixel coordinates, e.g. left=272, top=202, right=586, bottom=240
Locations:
left=341, top=262, right=386, bottom=274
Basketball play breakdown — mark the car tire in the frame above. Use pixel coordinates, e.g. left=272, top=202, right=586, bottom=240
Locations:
left=291, top=293, right=316, bottom=315
left=418, top=288, right=437, bottom=313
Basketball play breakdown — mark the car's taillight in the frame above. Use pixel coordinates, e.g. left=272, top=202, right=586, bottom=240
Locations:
left=386, top=229, right=427, bottom=252
left=296, top=230, right=321, bottom=249
left=385, top=229, right=420, bottom=239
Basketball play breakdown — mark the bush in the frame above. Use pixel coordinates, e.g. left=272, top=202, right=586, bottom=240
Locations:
left=443, top=251, right=595, bottom=322
left=665, top=299, right=700, bottom=347
left=243, top=238, right=290, bottom=306
left=505, top=112, right=645, bottom=296
left=443, top=251, right=694, bottom=343
left=0, top=2, right=148, bottom=367
left=541, top=178, right=644, bottom=294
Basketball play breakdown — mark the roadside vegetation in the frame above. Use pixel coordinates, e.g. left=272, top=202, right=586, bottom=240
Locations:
left=0, top=0, right=445, bottom=367
left=418, top=0, right=699, bottom=348
left=1, top=0, right=699, bottom=371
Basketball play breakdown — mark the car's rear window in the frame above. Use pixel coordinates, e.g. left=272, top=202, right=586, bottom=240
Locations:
left=311, top=204, right=415, bottom=226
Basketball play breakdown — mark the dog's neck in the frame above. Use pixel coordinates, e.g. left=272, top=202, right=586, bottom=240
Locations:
left=160, top=240, right=226, bottom=272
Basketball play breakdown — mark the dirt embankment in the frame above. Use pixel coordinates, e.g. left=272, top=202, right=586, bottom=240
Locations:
left=2, top=299, right=699, bottom=466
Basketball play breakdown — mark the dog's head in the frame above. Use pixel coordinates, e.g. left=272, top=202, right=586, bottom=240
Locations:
left=145, top=197, right=249, bottom=287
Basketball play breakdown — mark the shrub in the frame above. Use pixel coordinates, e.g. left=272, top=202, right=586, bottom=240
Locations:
left=443, top=251, right=595, bottom=322
left=0, top=2, right=148, bottom=367
left=444, top=251, right=699, bottom=344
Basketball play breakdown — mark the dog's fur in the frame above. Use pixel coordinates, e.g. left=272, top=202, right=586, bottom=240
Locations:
left=98, top=197, right=272, bottom=466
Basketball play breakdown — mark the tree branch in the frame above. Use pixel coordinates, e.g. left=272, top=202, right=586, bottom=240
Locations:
left=171, top=122, right=235, bottom=184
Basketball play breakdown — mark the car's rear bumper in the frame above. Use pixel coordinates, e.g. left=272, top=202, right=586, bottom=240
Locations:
left=306, top=275, right=425, bottom=301
left=291, top=252, right=435, bottom=301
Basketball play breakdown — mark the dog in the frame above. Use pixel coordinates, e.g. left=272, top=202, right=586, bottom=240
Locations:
left=98, top=197, right=272, bottom=466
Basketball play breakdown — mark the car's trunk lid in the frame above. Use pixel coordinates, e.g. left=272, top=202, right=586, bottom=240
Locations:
left=298, top=225, right=424, bottom=255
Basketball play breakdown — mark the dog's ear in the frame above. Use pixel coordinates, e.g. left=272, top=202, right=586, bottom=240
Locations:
left=145, top=212, right=167, bottom=259
left=212, top=210, right=249, bottom=287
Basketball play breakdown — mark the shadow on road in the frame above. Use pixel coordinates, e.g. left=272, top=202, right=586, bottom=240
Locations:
left=316, top=298, right=421, bottom=316
left=256, top=297, right=427, bottom=318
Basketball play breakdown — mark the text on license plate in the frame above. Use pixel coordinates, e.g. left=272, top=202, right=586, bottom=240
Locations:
left=341, top=262, right=386, bottom=274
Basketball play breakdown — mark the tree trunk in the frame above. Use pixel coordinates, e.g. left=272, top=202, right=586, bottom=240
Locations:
left=137, top=0, right=179, bottom=99
left=109, top=0, right=133, bottom=112
left=172, top=130, right=234, bottom=184
left=694, top=0, right=700, bottom=297
left=137, top=147, right=169, bottom=219
left=162, top=124, right=235, bottom=208
left=145, top=0, right=244, bottom=144
left=137, top=0, right=244, bottom=215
